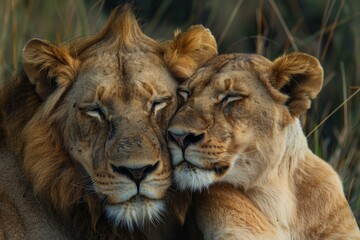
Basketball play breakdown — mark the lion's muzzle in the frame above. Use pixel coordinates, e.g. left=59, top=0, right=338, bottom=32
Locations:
left=111, top=161, right=159, bottom=192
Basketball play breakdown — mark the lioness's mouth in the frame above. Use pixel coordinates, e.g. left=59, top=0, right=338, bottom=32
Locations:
left=176, top=160, right=203, bottom=170
left=177, top=160, right=229, bottom=175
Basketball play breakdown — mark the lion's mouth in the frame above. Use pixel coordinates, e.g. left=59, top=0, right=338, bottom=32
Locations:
left=101, top=190, right=165, bottom=207
left=104, top=197, right=165, bottom=230
left=109, top=194, right=162, bottom=205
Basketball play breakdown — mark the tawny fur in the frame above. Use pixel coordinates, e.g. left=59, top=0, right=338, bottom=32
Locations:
left=0, top=5, right=217, bottom=240
left=164, top=25, right=217, bottom=79
left=168, top=53, right=360, bottom=240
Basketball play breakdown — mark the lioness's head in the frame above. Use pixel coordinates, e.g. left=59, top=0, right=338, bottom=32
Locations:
left=168, top=53, right=323, bottom=191
left=20, top=6, right=216, bottom=230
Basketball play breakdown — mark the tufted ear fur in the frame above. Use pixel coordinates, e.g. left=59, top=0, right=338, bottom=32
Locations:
left=270, top=52, right=323, bottom=118
left=164, top=25, right=218, bottom=80
left=22, top=39, right=79, bottom=100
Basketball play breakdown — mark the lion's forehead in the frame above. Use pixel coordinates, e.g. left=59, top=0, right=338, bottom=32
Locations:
left=75, top=51, right=177, bottom=102
left=80, top=51, right=167, bottom=77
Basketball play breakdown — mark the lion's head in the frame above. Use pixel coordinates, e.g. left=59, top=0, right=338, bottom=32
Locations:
left=3, top=5, right=217, bottom=234
left=168, top=53, right=323, bottom=191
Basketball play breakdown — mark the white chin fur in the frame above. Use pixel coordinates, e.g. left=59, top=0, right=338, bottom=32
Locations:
left=174, top=167, right=215, bottom=191
left=105, top=199, right=165, bottom=231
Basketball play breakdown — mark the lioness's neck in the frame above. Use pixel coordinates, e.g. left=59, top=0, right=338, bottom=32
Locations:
left=246, top=119, right=307, bottom=232
left=281, top=119, right=308, bottom=175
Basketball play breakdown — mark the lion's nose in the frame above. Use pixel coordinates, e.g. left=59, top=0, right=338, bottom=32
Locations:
left=168, top=130, right=205, bottom=150
left=111, top=161, right=159, bottom=191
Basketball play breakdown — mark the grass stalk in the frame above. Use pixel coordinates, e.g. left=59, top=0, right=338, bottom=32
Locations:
left=218, top=0, right=243, bottom=46
left=269, top=0, right=298, bottom=51
left=307, top=88, right=360, bottom=137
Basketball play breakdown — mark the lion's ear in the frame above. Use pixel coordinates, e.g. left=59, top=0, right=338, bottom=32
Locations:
left=270, top=52, right=323, bottom=117
left=164, top=25, right=217, bottom=80
left=22, top=38, right=79, bottom=100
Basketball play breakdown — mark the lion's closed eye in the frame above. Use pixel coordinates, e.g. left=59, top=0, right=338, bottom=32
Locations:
left=86, top=108, right=106, bottom=120
left=79, top=104, right=106, bottom=122
left=79, top=103, right=106, bottom=122
left=151, top=96, right=171, bottom=114
left=177, top=88, right=190, bottom=102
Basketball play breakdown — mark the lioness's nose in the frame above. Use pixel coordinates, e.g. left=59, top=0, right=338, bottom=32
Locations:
left=168, top=130, right=205, bottom=150
left=111, top=162, right=159, bottom=191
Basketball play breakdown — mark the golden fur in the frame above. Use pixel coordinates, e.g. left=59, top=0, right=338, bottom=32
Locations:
left=168, top=53, right=360, bottom=239
left=0, top=5, right=217, bottom=239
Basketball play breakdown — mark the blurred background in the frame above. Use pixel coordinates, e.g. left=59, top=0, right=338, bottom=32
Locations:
left=0, top=0, right=359, bottom=225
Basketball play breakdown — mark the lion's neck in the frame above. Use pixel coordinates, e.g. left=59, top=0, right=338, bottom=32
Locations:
left=246, top=119, right=307, bottom=233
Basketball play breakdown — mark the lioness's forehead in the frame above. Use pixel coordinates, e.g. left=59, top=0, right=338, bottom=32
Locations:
left=186, top=57, right=265, bottom=95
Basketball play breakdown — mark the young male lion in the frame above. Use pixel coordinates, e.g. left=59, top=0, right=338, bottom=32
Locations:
left=0, top=5, right=217, bottom=239
left=168, top=53, right=360, bottom=239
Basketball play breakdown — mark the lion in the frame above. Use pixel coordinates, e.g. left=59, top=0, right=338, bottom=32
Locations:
left=0, top=5, right=217, bottom=239
left=168, top=53, right=360, bottom=239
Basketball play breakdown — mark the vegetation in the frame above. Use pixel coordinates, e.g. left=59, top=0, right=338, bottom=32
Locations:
left=1, top=0, right=359, bottom=225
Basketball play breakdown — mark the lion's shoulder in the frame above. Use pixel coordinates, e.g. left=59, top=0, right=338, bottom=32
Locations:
left=0, top=73, right=41, bottom=155
left=0, top=146, right=72, bottom=240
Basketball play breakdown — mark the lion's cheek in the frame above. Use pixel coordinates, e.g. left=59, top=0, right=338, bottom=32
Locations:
left=103, top=185, right=138, bottom=204
left=67, top=113, right=108, bottom=173
left=68, top=141, right=94, bottom=175
left=141, top=181, right=171, bottom=199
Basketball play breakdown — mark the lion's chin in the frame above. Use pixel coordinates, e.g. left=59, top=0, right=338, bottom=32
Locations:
left=174, top=163, right=215, bottom=191
left=105, top=198, right=165, bottom=230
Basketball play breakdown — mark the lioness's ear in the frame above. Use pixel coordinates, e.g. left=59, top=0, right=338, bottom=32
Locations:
left=164, top=25, right=217, bottom=80
left=270, top=52, right=323, bottom=117
left=22, top=38, right=79, bottom=100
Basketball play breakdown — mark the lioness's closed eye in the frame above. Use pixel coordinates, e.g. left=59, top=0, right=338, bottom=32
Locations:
left=168, top=53, right=360, bottom=239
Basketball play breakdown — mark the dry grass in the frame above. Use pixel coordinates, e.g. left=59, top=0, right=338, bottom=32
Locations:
left=1, top=0, right=359, bottom=225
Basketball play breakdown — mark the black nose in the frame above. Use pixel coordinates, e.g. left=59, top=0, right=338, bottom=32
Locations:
left=168, top=131, right=205, bottom=149
left=112, top=161, right=159, bottom=191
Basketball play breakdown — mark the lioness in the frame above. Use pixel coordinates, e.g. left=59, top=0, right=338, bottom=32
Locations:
left=168, top=53, right=360, bottom=239
left=0, top=5, right=217, bottom=239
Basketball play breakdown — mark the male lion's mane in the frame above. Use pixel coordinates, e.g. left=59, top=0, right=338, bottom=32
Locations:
left=0, top=6, right=155, bottom=239
left=0, top=5, right=217, bottom=239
